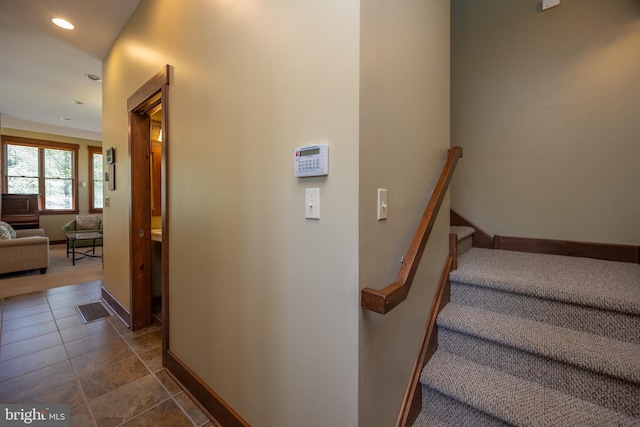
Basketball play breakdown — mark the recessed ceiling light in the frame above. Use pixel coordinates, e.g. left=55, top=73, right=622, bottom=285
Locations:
left=61, top=117, right=71, bottom=121
left=84, top=73, right=102, bottom=82
left=52, top=18, right=75, bottom=30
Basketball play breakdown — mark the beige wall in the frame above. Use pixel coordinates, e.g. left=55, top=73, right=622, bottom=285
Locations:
left=451, top=0, right=640, bottom=245
left=103, top=1, right=360, bottom=425
left=104, top=0, right=451, bottom=425
left=0, top=124, right=102, bottom=241
left=359, top=0, right=450, bottom=425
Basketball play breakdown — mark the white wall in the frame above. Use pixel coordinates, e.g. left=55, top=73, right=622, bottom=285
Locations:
left=451, top=0, right=640, bottom=245
left=359, top=0, right=450, bottom=426
left=103, top=1, right=360, bottom=425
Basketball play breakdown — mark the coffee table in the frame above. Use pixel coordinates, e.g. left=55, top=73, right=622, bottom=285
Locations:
left=65, top=231, right=103, bottom=266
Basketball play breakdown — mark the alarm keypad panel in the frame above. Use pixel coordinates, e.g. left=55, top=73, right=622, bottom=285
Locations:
left=295, top=144, right=328, bottom=177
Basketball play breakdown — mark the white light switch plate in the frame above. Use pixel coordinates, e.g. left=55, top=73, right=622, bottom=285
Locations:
left=305, top=188, right=320, bottom=219
left=377, top=189, right=388, bottom=220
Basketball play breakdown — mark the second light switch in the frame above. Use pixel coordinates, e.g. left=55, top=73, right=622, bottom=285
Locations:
left=305, top=188, right=320, bottom=219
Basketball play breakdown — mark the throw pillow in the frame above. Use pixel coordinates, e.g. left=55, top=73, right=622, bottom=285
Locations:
left=76, top=215, right=101, bottom=230
left=0, top=225, right=12, bottom=240
left=0, top=221, right=17, bottom=239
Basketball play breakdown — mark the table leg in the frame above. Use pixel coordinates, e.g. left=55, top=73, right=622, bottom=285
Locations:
left=72, top=240, right=76, bottom=266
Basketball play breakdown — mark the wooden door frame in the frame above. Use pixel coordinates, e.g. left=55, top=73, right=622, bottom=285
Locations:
left=127, top=65, right=171, bottom=365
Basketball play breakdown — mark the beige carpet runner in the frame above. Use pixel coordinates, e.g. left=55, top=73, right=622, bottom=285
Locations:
left=414, top=248, right=640, bottom=426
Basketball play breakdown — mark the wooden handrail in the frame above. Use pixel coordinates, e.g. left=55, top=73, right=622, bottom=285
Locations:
left=361, top=146, right=462, bottom=314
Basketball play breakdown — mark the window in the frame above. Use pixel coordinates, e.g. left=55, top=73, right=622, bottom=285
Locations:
left=88, top=146, right=103, bottom=212
left=2, top=136, right=79, bottom=213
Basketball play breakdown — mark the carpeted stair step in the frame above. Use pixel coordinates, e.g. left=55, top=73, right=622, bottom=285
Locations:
left=416, top=388, right=509, bottom=427
left=450, top=282, right=640, bottom=344
left=437, top=303, right=640, bottom=384
left=450, top=226, right=475, bottom=256
left=449, top=248, right=640, bottom=316
left=412, top=411, right=454, bottom=427
left=437, top=327, right=640, bottom=417
left=416, top=248, right=640, bottom=425
left=421, top=350, right=640, bottom=426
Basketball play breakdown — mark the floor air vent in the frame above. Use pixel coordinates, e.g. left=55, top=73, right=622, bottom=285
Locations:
left=76, top=302, right=111, bottom=324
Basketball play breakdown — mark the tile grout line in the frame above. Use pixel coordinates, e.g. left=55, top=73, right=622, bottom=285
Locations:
left=0, top=292, right=63, bottom=384
left=107, top=316, right=202, bottom=426
left=51, top=285, right=100, bottom=427
left=1, top=283, right=204, bottom=426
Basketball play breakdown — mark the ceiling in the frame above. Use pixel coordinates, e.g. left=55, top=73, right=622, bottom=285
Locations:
left=0, top=0, right=140, bottom=137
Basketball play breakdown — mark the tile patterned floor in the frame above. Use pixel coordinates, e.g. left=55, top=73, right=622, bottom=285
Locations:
left=0, top=281, right=213, bottom=427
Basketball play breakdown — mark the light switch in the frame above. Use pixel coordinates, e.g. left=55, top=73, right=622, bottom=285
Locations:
left=377, top=189, right=388, bottom=220
left=305, top=188, right=320, bottom=219
left=542, top=0, right=560, bottom=11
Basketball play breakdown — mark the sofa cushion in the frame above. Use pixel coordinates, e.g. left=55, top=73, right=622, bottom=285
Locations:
left=0, top=221, right=17, bottom=239
left=0, top=225, right=12, bottom=240
left=76, top=215, right=101, bottom=230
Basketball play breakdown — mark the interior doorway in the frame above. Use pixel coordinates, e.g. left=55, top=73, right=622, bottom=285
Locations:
left=127, top=65, right=171, bottom=365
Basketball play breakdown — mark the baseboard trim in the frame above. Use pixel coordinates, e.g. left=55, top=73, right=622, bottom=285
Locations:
left=101, top=287, right=131, bottom=327
left=166, top=350, right=250, bottom=427
left=494, top=235, right=640, bottom=264
left=450, top=209, right=493, bottom=248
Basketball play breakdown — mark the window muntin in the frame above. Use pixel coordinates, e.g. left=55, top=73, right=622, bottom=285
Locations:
left=88, top=146, right=103, bottom=212
left=44, top=148, right=74, bottom=210
left=6, top=144, right=39, bottom=194
left=2, top=136, right=79, bottom=213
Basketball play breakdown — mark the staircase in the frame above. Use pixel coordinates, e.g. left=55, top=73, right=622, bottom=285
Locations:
left=413, top=231, right=640, bottom=426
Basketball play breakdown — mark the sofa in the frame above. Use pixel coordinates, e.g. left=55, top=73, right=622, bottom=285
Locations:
left=63, top=214, right=103, bottom=249
left=0, top=227, right=50, bottom=275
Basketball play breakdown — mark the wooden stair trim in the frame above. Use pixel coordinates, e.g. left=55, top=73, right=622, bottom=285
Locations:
left=494, top=235, right=640, bottom=264
left=396, top=255, right=453, bottom=427
left=450, top=209, right=493, bottom=248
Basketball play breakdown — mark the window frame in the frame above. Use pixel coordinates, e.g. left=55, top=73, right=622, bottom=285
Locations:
left=1, top=135, right=79, bottom=214
left=88, top=145, right=103, bottom=213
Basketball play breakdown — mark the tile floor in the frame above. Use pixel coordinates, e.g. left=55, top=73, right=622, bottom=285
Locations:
left=0, top=281, right=213, bottom=427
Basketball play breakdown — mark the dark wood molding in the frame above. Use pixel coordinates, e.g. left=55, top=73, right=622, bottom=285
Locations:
left=166, top=350, right=250, bottom=427
left=160, top=84, right=171, bottom=368
left=127, top=65, right=171, bottom=112
left=450, top=209, right=493, bottom=248
left=494, top=235, right=640, bottom=264
left=361, top=146, right=463, bottom=314
left=101, top=286, right=131, bottom=327
left=397, top=256, right=453, bottom=427
left=1, top=135, right=80, bottom=150
left=128, top=110, right=152, bottom=331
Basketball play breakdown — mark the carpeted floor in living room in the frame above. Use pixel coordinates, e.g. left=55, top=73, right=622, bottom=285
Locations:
left=0, top=244, right=103, bottom=299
